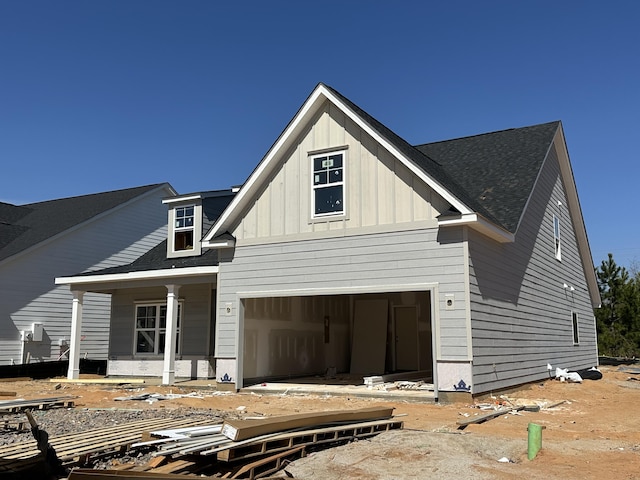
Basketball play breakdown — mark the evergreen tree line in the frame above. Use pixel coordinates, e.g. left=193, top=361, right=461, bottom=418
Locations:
left=595, top=253, right=640, bottom=357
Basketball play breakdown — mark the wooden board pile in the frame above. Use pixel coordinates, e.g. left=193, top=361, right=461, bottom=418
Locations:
left=68, top=406, right=403, bottom=479
left=0, top=395, right=78, bottom=413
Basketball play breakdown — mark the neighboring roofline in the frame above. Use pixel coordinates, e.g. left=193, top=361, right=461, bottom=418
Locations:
left=55, top=265, right=219, bottom=286
left=203, top=83, right=473, bottom=243
left=438, top=213, right=515, bottom=243
left=551, top=125, right=601, bottom=308
left=0, top=183, right=177, bottom=268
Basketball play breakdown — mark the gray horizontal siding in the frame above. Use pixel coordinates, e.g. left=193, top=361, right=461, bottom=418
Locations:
left=469, top=146, right=597, bottom=394
left=217, top=227, right=468, bottom=360
left=0, top=188, right=169, bottom=365
left=110, top=284, right=213, bottom=359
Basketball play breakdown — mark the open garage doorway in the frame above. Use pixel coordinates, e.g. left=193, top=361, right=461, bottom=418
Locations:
left=241, top=291, right=433, bottom=388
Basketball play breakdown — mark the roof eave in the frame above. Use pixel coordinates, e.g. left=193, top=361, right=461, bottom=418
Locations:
left=438, top=213, right=515, bottom=243
left=55, top=265, right=219, bottom=287
left=202, top=237, right=236, bottom=249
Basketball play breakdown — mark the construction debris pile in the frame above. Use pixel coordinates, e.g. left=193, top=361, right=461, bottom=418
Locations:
left=0, top=394, right=402, bottom=479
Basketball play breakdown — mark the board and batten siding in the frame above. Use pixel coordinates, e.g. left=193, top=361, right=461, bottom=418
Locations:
left=109, top=284, right=213, bottom=359
left=216, top=227, right=469, bottom=362
left=0, top=188, right=169, bottom=365
left=234, top=100, right=450, bottom=243
left=468, top=143, right=598, bottom=394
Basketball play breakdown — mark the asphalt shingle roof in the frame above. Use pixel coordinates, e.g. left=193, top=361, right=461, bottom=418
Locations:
left=415, top=121, right=560, bottom=233
left=0, top=184, right=168, bottom=262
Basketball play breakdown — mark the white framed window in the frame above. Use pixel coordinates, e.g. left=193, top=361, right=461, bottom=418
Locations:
left=134, top=302, right=181, bottom=355
left=174, top=205, right=195, bottom=251
left=311, top=150, right=345, bottom=218
left=553, top=214, right=561, bottom=260
left=571, top=311, right=579, bottom=345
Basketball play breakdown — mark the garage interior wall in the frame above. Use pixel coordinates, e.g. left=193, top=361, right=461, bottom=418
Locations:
left=242, top=291, right=431, bottom=384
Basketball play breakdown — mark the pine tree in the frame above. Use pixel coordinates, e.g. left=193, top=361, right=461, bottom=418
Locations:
left=595, top=253, right=639, bottom=356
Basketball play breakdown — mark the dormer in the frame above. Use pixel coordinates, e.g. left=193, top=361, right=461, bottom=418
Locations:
left=163, top=194, right=205, bottom=258
left=162, top=189, right=237, bottom=259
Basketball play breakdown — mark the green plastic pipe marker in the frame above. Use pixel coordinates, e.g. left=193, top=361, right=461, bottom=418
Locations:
left=527, top=422, right=543, bottom=460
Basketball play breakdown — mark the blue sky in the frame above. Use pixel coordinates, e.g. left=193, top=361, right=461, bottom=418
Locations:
left=1, top=1, right=638, bottom=269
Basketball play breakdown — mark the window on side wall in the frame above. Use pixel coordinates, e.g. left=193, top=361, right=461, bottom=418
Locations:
left=135, top=303, right=181, bottom=355
left=175, top=205, right=195, bottom=251
left=571, top=311, right=579, bottom=345
left=553, top=214, right=561, bottom=261
left=312, top=151, right=345, bottom=218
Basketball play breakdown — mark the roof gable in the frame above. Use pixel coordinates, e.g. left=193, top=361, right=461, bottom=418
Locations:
left=0, top=183, right=176, bottom=263
left=204, top=83, right=479, bottom=244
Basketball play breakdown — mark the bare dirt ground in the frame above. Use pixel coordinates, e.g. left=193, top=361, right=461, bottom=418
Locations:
left=2, top=364, right=640, bottom=479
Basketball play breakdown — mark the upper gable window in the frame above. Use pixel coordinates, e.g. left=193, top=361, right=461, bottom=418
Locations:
left=553, top=214, right=561, bottom=261
left=312, top=151, right=345, bottom=218
left=174, top=205, right=195, bottom=251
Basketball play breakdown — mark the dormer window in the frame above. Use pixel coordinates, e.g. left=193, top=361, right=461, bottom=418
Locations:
left=174, top=205, right=195, bottom=251
left=163, top=196, right=203, bottom=258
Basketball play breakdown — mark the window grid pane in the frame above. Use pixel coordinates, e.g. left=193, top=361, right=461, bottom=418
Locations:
left=312, top=152, right=344, bottom=216
left=134, top=303, right=181, bottom=355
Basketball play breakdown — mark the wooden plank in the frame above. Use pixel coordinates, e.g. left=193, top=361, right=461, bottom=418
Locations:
left=456, top=406, right=525, bottom=429
left=67, top=468, right=194, bottom=479
left=215, top=418, right=404, bottom=462
left=0, top=417, right=206, bottom=463
left=0, top=391, right=17, bottom=396
left=230, top=446, right=305, bottom=479
left=221, top=407, right=394, bottom=441
left=148, top=459, right=196, bottom=474
left=50, top=378, right=146, bottom=384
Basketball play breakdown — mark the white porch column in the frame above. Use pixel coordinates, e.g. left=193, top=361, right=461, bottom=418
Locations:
left=67, top=290, right=85, bottom=380
left=162, top=284, right=181, bottom=385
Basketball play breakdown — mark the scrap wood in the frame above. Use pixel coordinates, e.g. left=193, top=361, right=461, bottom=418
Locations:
left=0, top=395, right=78, bottom=413
left=229, top=446, right=305, bottom=479
left=221, top=406, right=394, bottom=441
left=0, top=391, right=17, bottom=397
left=0, top=417, right=206, bottom=465
left=456, top=406, right=525, bottom=429
left=114, top=392, right=204, bottom=402
left=213, top=418, right=404, bottom=462
left=67, top=468, right=195, bottom=479
left=51, top=378, right=146, bottom=385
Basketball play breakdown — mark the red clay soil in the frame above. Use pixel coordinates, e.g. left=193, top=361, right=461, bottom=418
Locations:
left=2, top=364, right=639, bottom=479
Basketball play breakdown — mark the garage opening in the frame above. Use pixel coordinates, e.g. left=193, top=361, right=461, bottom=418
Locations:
left=241, top=291, right=433, bottom=388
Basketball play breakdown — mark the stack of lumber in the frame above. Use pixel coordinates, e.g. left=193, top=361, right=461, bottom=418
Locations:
left=0, top=417, right=207, bottom=466
left=119, top=406, right=403, bottom=478
left=1, top=406, right=403, bottom=478
left=0, top=395, right=77, bottom=413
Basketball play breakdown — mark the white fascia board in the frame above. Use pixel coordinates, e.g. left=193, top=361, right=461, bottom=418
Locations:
left=438, top=214, right=514, bottom=243
left=55, top=266, right=219, bottom=286
left=203, top=87, right=328, bottom=242
left=552, top=126, right=601, bottom=307
left=163, top=194, right=202, bottom=204
left=202, top=238, right=235, bottom=249
left=320, top=87, right=473, bottom=216
left=204, top=84, right=472, bottom=242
